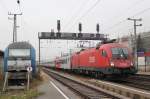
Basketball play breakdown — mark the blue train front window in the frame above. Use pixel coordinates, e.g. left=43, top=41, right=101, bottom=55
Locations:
left=9, top=49, right=30, bottom=57
left=7, top=49, right=31, bottom=70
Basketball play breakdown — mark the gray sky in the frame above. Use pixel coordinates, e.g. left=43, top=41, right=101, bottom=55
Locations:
left=0, top=0, right=150, bottom=60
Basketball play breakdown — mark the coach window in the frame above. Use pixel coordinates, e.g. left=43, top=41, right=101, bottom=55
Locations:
left=102, top=50, right=107, bottom=57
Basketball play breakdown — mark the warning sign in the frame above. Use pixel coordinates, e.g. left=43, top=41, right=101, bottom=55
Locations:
left=27, top=67, right=32, bottom=72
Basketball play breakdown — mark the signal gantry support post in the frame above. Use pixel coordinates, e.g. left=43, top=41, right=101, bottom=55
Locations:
left=127, top=18, right=142, bottom=70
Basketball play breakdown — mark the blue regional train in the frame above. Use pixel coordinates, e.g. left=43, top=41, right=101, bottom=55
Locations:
left=4, top=42, right=36, bottom=77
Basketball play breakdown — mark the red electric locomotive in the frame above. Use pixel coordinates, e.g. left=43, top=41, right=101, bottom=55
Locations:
left=71, top=43, right=136, bottom=76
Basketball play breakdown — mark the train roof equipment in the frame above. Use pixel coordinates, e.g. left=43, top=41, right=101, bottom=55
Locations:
left=8, top=41, right=33, bottom=49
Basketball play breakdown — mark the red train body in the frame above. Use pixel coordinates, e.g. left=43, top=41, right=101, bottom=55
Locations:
left=71, top=43, right=136, bottom=75
left=49, top=43, right=136, bottom=76
left=55, top=57, right=61, bottom=69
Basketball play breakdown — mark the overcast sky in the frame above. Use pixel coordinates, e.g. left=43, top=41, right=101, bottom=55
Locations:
left=0, top=0, right=150, bottom=61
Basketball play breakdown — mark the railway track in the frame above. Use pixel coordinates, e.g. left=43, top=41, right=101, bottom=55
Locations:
left=130, top=74, right=150, bottom=80
left=43, top=68, right=126, bottom=99
left=113, top=74, right=150, bottom=91
left=43, top=67, right=150, bottom=98
left=44, top=67, right=150, bottom=91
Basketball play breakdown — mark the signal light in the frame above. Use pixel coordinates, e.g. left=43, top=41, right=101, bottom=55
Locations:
left=79, top=23, right=82, bottom=33
left=57, top=20, right=61, bottom=32
left=96, top=24, right=99, bottom=33
left=110, top=62, right=115, bottom=67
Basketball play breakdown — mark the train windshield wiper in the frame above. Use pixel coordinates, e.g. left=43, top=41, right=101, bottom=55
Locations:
left=121, top=48, right=128, bottom=59
left=111, top=48, right=129, bottom=59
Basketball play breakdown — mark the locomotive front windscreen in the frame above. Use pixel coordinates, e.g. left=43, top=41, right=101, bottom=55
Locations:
left=9, top=49, right=30, bottom=57
left=8, top=60, right=31, bottom=67
left=111, top=48, right=128, bottom=58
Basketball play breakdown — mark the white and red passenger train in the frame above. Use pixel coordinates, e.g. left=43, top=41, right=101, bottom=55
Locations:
left=45, top=43, right=137, bottom=76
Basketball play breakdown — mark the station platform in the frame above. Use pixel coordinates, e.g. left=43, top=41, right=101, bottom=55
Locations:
left=36, top=71, right=81, bottom=99
left=137, top=72, right=150, bottom=75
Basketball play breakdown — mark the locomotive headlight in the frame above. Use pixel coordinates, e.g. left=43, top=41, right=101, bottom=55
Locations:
left=131, top=62, right=133, bottom=66
left=110, top=62, right=115, bottom=67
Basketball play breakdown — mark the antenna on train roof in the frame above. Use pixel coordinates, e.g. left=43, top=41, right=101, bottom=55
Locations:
left=101, top=39, right=116, bottom=44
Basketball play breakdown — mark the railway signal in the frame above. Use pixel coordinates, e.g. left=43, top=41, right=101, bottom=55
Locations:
left=38, top=21, right=107, bottom=64
left=96, top=23, right=99, bottom=33
left=79, top=22, right=82, bottom=33
left=57, top=20, right=61, bottom=32
left=17, top=0, right=20, bottom=4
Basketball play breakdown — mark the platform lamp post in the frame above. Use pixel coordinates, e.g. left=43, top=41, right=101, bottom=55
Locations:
left=127, top=18, right=142, bottom=70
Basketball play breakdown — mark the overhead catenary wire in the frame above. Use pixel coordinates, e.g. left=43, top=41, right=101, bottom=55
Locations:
left=67, top=0, right=102, bottom=32
left=0, top=0, right=9, bottom=15
left=64, top=0, right=91, bottom=30
left=103, top=0, right=145, bottom=32
left=0, top=0, right=22, bottom=15
left=130, top=7, right=150, bottom=18
left=15, top=0, right=37, bottom=41
left=104, top=7, right=150, bottom=33
left=104, top=0, right=144, bottom=25
left=17, top=0, right=22, bottom=13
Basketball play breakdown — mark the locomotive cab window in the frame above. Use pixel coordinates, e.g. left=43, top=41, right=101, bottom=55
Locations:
left=101, top=50, right=107, bottom=57
left=111, top=48, right=129, bottom=59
